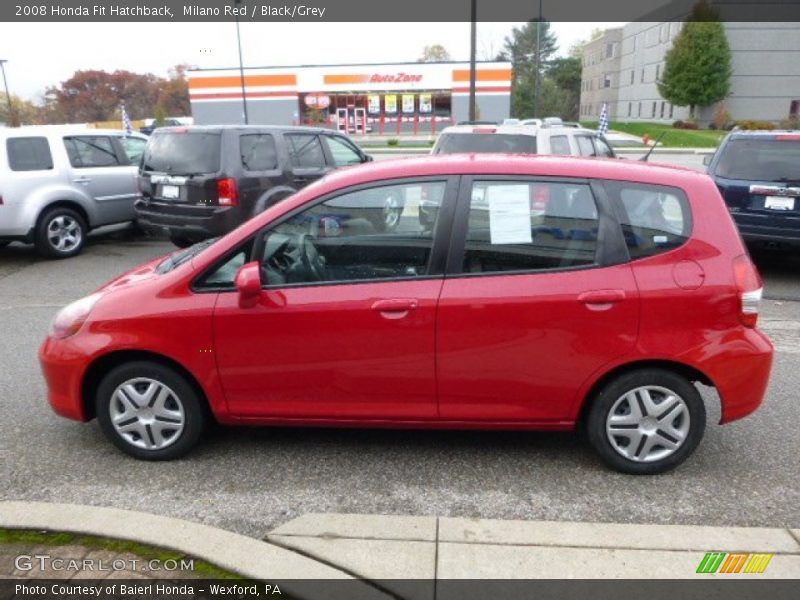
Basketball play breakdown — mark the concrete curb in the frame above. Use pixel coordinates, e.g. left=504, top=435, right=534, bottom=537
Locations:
left=0, top=502, right=391, bottom=600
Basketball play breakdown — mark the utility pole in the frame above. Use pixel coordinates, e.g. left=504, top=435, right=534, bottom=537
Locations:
left=234, top=0, right=249, bottom=124
left=0, top=60, right=16, bottom=127
left=468, top=0, right=477, bottom=122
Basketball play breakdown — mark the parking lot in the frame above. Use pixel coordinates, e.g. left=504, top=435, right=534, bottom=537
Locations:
left=0, top=228, right=798, bottom=539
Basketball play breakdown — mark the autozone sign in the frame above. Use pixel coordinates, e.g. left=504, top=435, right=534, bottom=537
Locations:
left=369, top=73, right=423, bottom=83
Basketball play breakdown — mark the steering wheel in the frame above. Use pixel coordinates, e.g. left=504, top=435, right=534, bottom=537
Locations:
left=265, top=234, right=325, bottom=282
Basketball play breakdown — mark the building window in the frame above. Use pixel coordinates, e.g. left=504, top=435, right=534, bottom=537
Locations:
left=641, top=69, right=645, bottom=83
left=652, top=102, right=657, bottom=118
left=628, top=102, right=632, bottom=117
left=656, top=64, right=661, bottom=80
left=604, top=74, right=612, bottom=88
left=669, top=104, right=674, bottom=118
left=660, top=101, right=666, bottom=119
left=638, top=102, right=642, bottom=117
left=606, top=42, right=616, bottom=59
left=630, top=70, right=634, bottom=85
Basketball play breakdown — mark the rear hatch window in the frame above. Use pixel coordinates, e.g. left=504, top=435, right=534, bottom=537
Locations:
left=434, top=132, right=537, bottom=154
left=142, top=131, right=221, bottom=175
left=716, top=137, right=800, bottom=182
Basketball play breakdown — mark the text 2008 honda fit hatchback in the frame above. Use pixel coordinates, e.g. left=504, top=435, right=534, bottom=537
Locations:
left=39, top=155, right=773, bottom=474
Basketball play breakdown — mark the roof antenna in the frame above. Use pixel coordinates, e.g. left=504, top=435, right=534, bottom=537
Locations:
left=639, top=131, right=668, bottom=162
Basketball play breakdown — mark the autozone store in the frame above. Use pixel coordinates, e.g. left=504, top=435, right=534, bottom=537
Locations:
left=188, top=62, right=512, bottom=135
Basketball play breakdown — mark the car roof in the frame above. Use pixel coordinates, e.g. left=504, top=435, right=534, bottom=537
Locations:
left=0, top=125, right=145, bottom=138
left=439, top=124, right=598, bottom=137
left=316, top=153, right=706, bottom=190
left=154, top=124, right=338, bottom=134
left=728, top=129, right=800, bottom=139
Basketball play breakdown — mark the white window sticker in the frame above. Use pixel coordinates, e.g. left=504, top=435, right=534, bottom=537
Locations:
left=487, top=185, right=533, bottom=245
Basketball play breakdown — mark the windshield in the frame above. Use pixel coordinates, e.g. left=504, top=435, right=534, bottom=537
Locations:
left=434, top=133, right=537, bottom=154
left=142, top=132, right=221, bottom=174
left=715, top=138, right=800, bottom=182
left=156, top=237, right=220, bottom=274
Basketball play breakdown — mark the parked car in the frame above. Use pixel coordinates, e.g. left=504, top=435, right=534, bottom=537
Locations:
left=39, top=155, right=773, bottom=473
left=0, top=126, right=148, bottom=258
left=135, top=125, right=377, bottom=248
left=705, top=130, right=800, bottom=246
left=139, top=117, right=193, bottom=136
left=431, top=122, right=616, bottom=158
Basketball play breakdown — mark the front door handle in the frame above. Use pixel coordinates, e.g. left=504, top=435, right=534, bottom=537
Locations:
left=73, top=177, right=92, bottom=184
left=371, top=298, right=419, bottom=318
left=578, top=290, right=626, bottom=307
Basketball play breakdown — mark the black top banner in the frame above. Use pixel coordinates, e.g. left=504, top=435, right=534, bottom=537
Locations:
left=3, top=0, right=800, bottom=22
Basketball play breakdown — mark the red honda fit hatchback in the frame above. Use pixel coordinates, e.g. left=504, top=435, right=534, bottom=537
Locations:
left=39, top=155, right=773, bottom=474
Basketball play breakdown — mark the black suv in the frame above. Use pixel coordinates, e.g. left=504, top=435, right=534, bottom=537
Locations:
left=706, top=130, right=800, bottom=246
left=136, top=125, right=373, bottom=247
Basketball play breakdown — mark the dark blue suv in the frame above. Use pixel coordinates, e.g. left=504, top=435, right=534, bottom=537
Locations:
left=706, top=130, right=800, bottom=246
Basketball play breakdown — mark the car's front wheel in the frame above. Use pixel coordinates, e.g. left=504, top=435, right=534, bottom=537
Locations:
left=586, top=368, right=706, bottom=474
left=96, top=361, right=207, bottom=460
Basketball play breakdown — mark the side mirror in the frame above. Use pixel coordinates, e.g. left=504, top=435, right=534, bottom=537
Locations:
left=235, top=261, right=262, bottom=309
left=702, top=154, right=713, bottom=166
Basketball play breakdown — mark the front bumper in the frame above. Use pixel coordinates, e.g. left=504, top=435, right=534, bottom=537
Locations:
left=39, top=336, right=92, bottom=422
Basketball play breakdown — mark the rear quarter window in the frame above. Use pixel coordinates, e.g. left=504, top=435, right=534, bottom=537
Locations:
left=6, top=137, right=53, bottom=171
left=606, top=181, right=691, bottom=259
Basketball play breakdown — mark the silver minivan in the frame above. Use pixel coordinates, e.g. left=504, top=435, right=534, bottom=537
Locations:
left=0, top=126, right=148, bottom=258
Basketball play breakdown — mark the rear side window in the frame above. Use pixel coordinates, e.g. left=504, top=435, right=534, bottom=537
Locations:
left=142, top=132, right=221, bottom=174
left=606, top=181, right=691, bottom=259
left=461, top=180, right=600, bottom=273
left=6, top=137, right=53, bottom=171
left=286, top=134, right=325, bottom=168
left=549, top=135, right=571, bottom=155
left=434, top=133, right=537, bottom=154
left=576, top=136, right=597, bottom=157
left=240, top=134, right=278, bottom=171
left=64, top=136, right=121, bottom=168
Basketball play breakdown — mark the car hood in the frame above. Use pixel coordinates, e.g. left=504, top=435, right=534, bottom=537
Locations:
left=95, top=255, right=166, bottom=293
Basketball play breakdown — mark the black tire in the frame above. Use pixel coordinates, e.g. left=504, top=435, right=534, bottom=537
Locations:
left=0, top=241, right=10, bottom=249
left=586, top=368, right=706, bottom=475
left=367, top=189, right=404, bottom=232
left=96, top=361, right=207, bottom=460
left=169, top=234, right=197, bottom=248
left=35, top=207, right=87, bottom=259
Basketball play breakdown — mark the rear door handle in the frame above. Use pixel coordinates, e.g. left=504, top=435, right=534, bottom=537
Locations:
left=578, top=290, right=626, bottom=305
left=371, top=299, right=419, bottom=316
left=73, top=177, right=92, bottom=184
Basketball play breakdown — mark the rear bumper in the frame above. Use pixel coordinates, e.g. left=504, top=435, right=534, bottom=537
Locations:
left=701, top=327, right=774, bottom=424
left=135, top=200, right=242, bottom=238
left=732, top=214, right=800, bottom=244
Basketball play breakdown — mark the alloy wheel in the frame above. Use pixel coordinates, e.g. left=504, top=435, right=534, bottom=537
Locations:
left=109, top=377, right=186, bottom=451
left=47, top=215, right=83, bottom=253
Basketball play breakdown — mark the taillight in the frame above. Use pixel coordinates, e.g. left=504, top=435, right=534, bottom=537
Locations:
left=217, top=178, right=239, bottom=207
left=733, top=254, right=762, bottom=328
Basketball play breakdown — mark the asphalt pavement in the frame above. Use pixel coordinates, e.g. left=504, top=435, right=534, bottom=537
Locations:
left=0, top=205, right=798, bottom=540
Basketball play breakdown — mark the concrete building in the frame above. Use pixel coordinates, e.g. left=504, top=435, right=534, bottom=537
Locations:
left=579, top=28, right=622, bottom=121
left=580, top=22, right=800, bottom=125
left=188, top=61, right=512, bottom=135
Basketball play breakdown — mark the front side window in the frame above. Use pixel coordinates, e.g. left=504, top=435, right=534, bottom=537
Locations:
left=260, top=181, right=446, bottom=286
left=119, top=136, right=147, bottom=165
left=240, top=134, right=278, bottom=171
left=325, top=135, right=364, bottom=166
left=64, top=136, right=120, bottom=168
left=6, top=137, right=53, bottom=171
left=286, top=134, right=325, bottom=168
left=606, top=181, right=691, bottom=259
left=461, top=180, right=600, bottom=273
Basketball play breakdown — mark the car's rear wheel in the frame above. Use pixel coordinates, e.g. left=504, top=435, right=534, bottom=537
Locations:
left=169, top=234, right=197, bottom=248
left=368, top=190, right=403, bottom=232
left=0, top=241, right=10, bottom=249
left=586, top=368, right=706, bottom=474
left=35, top=207, right=87, bottom=259
left=96, top=361, right=206, bottom=460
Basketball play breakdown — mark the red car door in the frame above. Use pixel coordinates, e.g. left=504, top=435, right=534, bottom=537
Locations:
left=436, top=177, right=640, bottom=423
left=212, top=179, right=454, bottom=420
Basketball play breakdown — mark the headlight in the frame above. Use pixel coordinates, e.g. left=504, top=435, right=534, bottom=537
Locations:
left=50, top=293, right=103, bottom=339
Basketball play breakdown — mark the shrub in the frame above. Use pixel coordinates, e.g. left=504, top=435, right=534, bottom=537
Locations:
left=387, top=138, right=399, bottom=146
left=779, top=116, right=800, bottom=130
left=673, top=120, right=699, bottom=130
left=711, top=102, right=732, bottom=131
left=735, top=120, right=775, bottom=130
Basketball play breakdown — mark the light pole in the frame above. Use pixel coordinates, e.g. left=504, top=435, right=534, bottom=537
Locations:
left=0, top=60, right=15, bottom=127
left=234, top=0, right=249, bottom=124
left=468, top=0, right=477, bottom=122
left=533, top=0, right=543, bottom=118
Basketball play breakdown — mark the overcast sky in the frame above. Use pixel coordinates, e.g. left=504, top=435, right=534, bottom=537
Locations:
left=0, top=22, right=623, bottom=100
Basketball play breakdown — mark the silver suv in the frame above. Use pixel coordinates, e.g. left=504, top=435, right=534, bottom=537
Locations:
left=432, top=121, right=616, bottom=158
left=0, top=126, right=148, bottom=258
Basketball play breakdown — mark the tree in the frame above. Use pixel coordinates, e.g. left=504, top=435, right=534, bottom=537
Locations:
left=658, top=1, right=731, bottom=119
left=547, top=57, right=582, bottom=120
left=500, top=20, right=559, bottom=118
left=155, top=64, right=191, bottom=117
left=0, top=93, right=42, bottom=126
left=418, top=44, right=451, bottom=62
